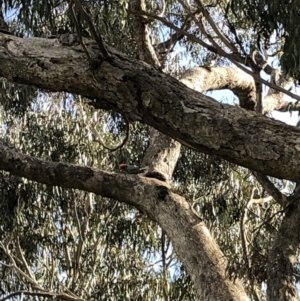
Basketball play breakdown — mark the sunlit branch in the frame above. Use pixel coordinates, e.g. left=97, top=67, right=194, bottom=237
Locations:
left=135, top=10, right=300, bottom=103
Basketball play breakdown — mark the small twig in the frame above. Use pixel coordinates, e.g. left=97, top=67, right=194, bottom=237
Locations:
left=240, top=191, right=253, bottom=273
left=72, top=0, right=110, bottom=58
left=193, top=0, right=238, bottom=53
left=134, top=10, right=300, bottom=103
left=251, top=209, right=282, bottom=235
left=72, top=200, right=84, bottom=290
left=157, top=0, right=166, bottom=17
left=250, top=194, right=300, bottom=234
left=90, top=119, right=129, bottom=152
left=15, top=236, right=37, bottom=282
left=78, top=96, right=129, bottom=151
left=161, top=230, right=168, bottom=301
left=69, top=1, right=93, bottom=64
left=225, top=19, right=247, bottom=56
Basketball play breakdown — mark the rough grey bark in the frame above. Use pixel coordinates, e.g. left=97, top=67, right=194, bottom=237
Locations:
left=180, top=66, right=296, bottom=114
left=253, top=172, right=299, bottom=301
left=0, top=143, right=250, bottom=301
left=1, top=34, right=300, bottom=182
left=267, top=194, right=300, bottom=301
left=130, top=0, right=181, bottom=182
left=129, top=0, right=160, bottom=68
left=141, top=127, right=181, bottom=181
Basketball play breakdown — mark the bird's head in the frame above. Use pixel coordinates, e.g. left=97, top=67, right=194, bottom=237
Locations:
left=119, top=163, right=128, bottom=171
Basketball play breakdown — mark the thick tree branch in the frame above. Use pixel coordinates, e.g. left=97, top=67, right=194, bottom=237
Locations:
left=1, top=35, right=300, bottom=181
left=263, top=72, right=295, bottom=114
left=130, top=0, right=181, bottom=180
left=129, top=0, right=160, bottom=67
left=267, top=196, right=300, bottom=301
left=142, top=127, right=181, bottom=181
left=180, top=66, right=256, bottom=110
left=0, top=142, right=250, bottom=301
left=180, top=66, right=298, bottom=114
left=262, top=184, right=300, bottom=301
left=136, top=10, right=300, bottom=103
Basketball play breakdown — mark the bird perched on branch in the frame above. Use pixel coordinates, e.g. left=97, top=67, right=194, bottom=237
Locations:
left=119, top=163, right=148, bottom=174
left=119, top=163, right=167, bottom=181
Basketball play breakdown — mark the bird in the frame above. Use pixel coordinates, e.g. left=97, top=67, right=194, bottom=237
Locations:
left=119, top=163, right=167, bottom=181
left=119, top=163, right=148, bottom=174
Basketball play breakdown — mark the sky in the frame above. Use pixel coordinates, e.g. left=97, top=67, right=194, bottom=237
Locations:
left=207, top=75, right=300, bottom=127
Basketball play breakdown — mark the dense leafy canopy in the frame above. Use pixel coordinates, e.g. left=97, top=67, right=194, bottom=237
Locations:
left=228, top=0, right=300, bottom=81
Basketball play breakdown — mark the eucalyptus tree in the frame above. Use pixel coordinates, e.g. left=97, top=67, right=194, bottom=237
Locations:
left=0, top=1, right=299, bottom=301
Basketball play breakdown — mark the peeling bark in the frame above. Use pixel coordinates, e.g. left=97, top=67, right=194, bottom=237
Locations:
left=1, top=35, right=300, bottom=182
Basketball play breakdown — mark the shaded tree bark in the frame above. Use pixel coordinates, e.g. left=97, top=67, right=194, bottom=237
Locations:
left=130, top=0, right=181, bottom=182
left=0, top=34, right=300, bottom=181
left=267, top=191, right=300, bottom=301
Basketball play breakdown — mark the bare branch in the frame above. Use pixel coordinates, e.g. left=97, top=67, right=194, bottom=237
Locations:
left=135, top=10, right=300, bottom=103
left=225, top=19, right=247, bottom=55
left=180, top=66, right=256, bottom=109
left=72, top=0, right=110, bottom=59
left=253, top=172, right=288, bottom=206
left=15, top=237, right=37, bottom=283
left=193, top=0, right=238, bottom=52
left=0, top=242, right=43, bottom=290
left=69, top=1, right=93, bottom=64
